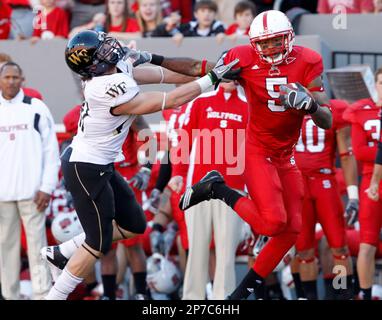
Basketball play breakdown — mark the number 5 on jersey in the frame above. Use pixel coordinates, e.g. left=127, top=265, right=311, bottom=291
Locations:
left=266, top=77, right=288, bottom=112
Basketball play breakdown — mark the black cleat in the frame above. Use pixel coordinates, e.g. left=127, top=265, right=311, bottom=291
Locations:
left=179, top=170, right=225, bottom=211
left=40, top=245, right=68, bottom=281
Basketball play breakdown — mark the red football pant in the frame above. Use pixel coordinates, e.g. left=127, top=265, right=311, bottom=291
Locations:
left=233, top=146, right=303, bottom=278
left=359, top=174, right=382, bottom=247
left=295, top=175, right=347, bottom=252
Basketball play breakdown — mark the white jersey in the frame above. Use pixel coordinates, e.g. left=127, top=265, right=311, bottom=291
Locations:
left=0, top=90, right=60, bottom=201
left=69, top=60, right=138, bottom=165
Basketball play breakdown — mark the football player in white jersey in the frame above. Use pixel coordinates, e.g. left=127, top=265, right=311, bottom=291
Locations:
left=43, top=30, right=238, bottom=300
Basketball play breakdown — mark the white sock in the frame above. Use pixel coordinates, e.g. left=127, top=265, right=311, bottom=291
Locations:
left=45, top=267, right=83, bottom=300
left=59, top=233, right=86, bottom=259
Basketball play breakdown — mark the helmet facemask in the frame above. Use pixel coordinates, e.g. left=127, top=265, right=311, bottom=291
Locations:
left=85, top=33, right=125, bottom=77
left=250, top=30, right=294, bottom=65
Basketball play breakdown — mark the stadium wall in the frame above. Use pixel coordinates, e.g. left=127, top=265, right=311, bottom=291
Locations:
left=0, top=35, right=330, bottom=124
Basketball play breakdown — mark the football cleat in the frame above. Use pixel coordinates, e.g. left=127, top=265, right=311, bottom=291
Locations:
left=40, top=245, right=68, bottom=282
left=179, top=170, right=225, bottom=211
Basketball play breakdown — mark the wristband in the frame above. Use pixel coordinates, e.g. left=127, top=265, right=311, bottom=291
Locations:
left=195, top=75, right=213, bottom=92
left=151, top=54, right=164, bottom=66
left=339, top=150, right=353, bottom=158
left=347, top=185, right=359, bottom=200
left=201, top=59, right=207, bottom=76
left=306, top=101, right=319, bottom=114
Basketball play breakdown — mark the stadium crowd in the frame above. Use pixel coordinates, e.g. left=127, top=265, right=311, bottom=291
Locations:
left=0, top=0, right=382, bottom=301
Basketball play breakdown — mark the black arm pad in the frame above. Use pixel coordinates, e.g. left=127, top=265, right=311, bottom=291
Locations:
left=151, top=54, right=164, bottom=66
left=155, top=151, right=172, bottom=191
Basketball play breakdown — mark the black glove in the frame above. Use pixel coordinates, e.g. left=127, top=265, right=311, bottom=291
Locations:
left=214, top=51, right=242, bottom=83
left=128, top=167, right=151, bottom=191
left=208, top=58, right=240, bottom=89
left=122, top=49, right=153, bottom=67
left=280, top=82, right=315, bottom=112
left=344, top=198, right=359, bottom=226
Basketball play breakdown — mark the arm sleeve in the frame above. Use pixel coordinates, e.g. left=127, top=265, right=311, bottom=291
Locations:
left=351, top=122, right=378, bottom=163
left=303, top=52, right=324, bottom=87
left=154, top=151, right=173, bottom=191
left=37, top=102, right=60, bottom=194
left=332, top=100, right=350, bottom=130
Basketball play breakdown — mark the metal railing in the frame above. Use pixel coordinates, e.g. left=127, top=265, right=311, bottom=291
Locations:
left=332, top=51, right=382, bottom=71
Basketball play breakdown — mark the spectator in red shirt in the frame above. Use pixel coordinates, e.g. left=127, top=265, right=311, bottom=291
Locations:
left=69, top=0, right=140, bottom=40
left=106, top=0, right=141, bottom=39
left=225, top=1, right=257, bottom=40
left=317, top=0, right=374, bottom=13
left=0, top=2, right=12, bottom=40
left=31, top=0, right=70, bottom=42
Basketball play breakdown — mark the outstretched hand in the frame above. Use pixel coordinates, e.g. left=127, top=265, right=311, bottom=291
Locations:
left=209, top=58, right=240, bottom=89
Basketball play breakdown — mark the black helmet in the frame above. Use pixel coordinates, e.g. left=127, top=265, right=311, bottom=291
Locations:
left=65, top=30, right=125, bottom=77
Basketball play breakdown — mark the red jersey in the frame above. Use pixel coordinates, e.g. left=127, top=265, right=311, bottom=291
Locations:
left=0, top=2, right=11, bottom=40
left=343, top=98, right=382, bottom=175
left=63, top=105, right=81, bottom=135
left=225, top=24, right=249, bottom=36
left=118, top=130, right=139, bottom=167
left=107, top=18, right=140, bottom=33
left=33, top=7, right=69, bottom=38
left=317, top=0, right=374, bottom=13
left=162, top=104, right=188, bottom=179
left=23, top=87, right=43, bottom=100
left=224, top=45, right=324, bottom=155
left=172, top=88, right=249, bottom=190
left=295, top=99, right=349, bottom=176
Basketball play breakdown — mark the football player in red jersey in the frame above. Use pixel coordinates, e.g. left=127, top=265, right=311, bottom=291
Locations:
left=168, top=10, right=332, bottom=299
left=293, top=99, right=359, bottom=300
left=344, top=67, right=382, bottom=300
